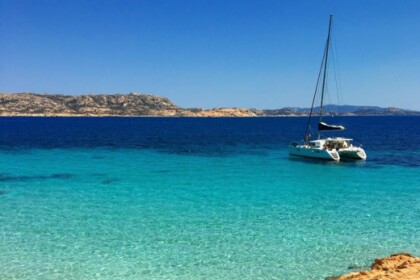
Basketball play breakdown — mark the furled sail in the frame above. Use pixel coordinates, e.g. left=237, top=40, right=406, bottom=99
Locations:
left=318, top=121, right=345, bottom=131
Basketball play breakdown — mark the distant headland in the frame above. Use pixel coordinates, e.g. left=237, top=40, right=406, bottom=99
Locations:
left=0, top=92, right=418, bottom=117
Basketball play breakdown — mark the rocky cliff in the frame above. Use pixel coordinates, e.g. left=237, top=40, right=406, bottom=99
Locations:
left=0, top=93, right=418, bottom=117
left=0, top=93, right=260, bottom=117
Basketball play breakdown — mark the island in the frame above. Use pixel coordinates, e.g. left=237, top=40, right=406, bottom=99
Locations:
left=0, top=92, right=419, bottom=117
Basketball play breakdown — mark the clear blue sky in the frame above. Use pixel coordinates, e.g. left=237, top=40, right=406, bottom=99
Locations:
left=1, top=0, right=419, bottom=110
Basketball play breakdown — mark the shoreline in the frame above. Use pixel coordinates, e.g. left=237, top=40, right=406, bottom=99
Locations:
left=326, top=253, right=420, bottom=280
left=0, top=114, right=418, bottom=118
left=1, top=93, right=419, bottom=117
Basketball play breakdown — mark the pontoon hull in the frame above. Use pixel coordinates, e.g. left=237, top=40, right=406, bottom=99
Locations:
left=338, top=147, right=367, bottom=160
left=289, top=145, right=340, bottom=161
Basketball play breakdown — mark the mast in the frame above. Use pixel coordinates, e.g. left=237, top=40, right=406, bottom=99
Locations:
left=319, top=14, right=333, bottom=123
left=303, top=15, right=331, bottom=143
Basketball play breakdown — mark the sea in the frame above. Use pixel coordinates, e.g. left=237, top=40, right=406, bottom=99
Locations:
left=0, top=116, right=419, bottom=280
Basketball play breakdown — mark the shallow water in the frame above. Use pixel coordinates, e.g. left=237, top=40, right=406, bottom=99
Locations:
left=0, top=117, right=419, bottom=279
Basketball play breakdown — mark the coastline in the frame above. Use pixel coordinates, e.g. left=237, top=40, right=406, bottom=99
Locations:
left=327, top=253, right=420, bottom=280
left=1, top=114, right=419, bottom=118
left=0, top=114, right=307, bottom=117
left=1, top=93, right=419, bottom=117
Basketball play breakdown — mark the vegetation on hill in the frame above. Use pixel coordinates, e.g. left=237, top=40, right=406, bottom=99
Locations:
left=0, top=93, right=418, bottom=116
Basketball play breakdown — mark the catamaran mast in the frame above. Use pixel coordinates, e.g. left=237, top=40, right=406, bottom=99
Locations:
left=319, top=14, right=333, bottom=123
left=303, top=15, right=332, bottom=143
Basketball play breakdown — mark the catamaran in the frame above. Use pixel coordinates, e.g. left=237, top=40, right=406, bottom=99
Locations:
left=289, top=15, right=367, bottom=161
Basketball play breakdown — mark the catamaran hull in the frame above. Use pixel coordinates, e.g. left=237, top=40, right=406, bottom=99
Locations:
left=338, top=148, right=367, bottom=160
left=289, top=146, right=340, bottom=161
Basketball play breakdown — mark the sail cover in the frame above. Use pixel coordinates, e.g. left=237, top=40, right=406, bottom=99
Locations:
left=318, top=122, right=345, bottom=131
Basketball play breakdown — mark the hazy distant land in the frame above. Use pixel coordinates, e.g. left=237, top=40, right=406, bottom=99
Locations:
left=0, top=92, right=418, bottom=117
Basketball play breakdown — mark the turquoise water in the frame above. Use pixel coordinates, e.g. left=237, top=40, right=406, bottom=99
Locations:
left=0, top=117, right=419, bottom=279
left=1, top=147, right=419, bottom=279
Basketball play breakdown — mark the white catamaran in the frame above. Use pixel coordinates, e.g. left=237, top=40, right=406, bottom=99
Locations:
left=289, top=15, right=367, bottom=162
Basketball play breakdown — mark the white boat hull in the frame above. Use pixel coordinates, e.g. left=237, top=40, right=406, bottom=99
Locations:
left=289, top=145, right=340, bottom=161
left=338, top=147, right=367, bottom=160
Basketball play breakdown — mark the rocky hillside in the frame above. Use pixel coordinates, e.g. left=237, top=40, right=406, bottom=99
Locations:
left=0, top=93, right=259, bottom=117
left=0, top=93, right=418, bottom=117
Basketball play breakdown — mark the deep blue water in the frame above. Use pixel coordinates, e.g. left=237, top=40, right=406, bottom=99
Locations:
left=0, top=116, right=419, bottom=279
left=1, top=116, right=419, bottom=165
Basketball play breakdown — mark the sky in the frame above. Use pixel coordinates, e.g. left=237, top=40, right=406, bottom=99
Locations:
left=0, top=0, right=419, bottom=110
